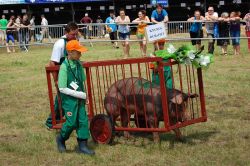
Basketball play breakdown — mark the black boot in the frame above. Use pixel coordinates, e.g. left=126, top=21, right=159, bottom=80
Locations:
left=56, top=134, right=66, bottom=153
left=77, top=139, right=95, bottom=155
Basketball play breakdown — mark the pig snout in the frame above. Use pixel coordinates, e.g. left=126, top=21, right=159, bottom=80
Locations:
left=169, top=93, right=197, bottom=123
left=169, top=92, right=198, bottom=122
left=169, top=102, right=189, bottom=123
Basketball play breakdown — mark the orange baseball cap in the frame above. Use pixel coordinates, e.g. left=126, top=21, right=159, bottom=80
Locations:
left=66, top=40, right=88, bottom=53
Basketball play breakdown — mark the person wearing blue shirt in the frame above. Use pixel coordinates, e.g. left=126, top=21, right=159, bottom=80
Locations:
left=105, top=11, right=119, bottom=48
left=151, top=4, right=169, bottom=23
left=151, top=4, right=169, bottom=51
left=187, top=10, right=205, bottom=50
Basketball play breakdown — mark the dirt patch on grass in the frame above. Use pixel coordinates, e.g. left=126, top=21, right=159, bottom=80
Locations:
left=0, top=134, right=21, bottom=143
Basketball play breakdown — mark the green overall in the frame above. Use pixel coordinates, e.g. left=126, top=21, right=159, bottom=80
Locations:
left=152, top=50, right=173, bottom=89
left=45, top=38, right=68, bottom=128
left=59, top=59, right=90, bottom=140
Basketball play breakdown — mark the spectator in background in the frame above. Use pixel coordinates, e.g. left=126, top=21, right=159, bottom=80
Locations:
left=15, top=15, right=21, bottom=24
left=80, top=13, right=92, bottom=39
left=20, top=14, right=30, bottom=51
left=243, top=10, right=250, bottom=52
left=96, top=16, right=104, bottom=38
left=230, top=11, right=241, bottom=56
left=217, top=12, right=230, bottom=55
left=15, top=15, right=22, bottom=46
left=0, top=15, right=8, bottom=45
left=151, top=4, right=169, bottom=51
left=205, top=6, right=218, bottom=54
left=116, top=9, right=131, bottom=58
left=41, top=14, right=52, bottom=43
left=132, top=10, right=150, bottom=56
left=6, top=15, right=16, bottom=53
left=105, top=11, right=119, bottom=48
left=29, top=16, right=36, bottom=42
left=151, top=4, right=169, bottom=24
left=187, top=10, right=205, bottom=50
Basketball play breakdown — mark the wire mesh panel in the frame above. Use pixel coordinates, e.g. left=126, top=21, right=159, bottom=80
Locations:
left=168, top=21, right=193, bottom=34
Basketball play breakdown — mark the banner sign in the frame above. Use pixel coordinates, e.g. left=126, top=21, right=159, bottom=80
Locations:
left=0, top=0, right=109, bottom=5
left=151, top=0, right=169, bottom=7
left=145, top=23, right=167, bottom=42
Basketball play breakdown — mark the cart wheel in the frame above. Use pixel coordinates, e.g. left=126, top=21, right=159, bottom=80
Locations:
left=135, top=116, right=147, bottom=128
left=90, top=114, right=114, bottom=144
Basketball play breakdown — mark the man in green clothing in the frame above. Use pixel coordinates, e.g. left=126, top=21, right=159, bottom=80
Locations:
left=0, top=15, right=8, bottom=45
left=56, top=40, right=95, bottom=155
left=150, top=39, right=173, bottom=89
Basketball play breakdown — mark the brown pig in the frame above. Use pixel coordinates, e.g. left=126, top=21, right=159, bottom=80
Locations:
left=104, top=77, right=197, bottom=142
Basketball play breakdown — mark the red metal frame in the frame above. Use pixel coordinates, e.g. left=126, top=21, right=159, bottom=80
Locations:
left=197, top=68, right=207, bottom=118
left=45, top=57, right=207, bottom=132
left=157, top=61, right=171, bottom=130
left=45, top=65, right=65, bottom=129
left=46, top=67, right=56, bottom=127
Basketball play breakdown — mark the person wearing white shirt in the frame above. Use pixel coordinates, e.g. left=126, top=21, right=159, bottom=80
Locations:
left=115, top=9, right=131, bottom=58
left=15, top=15, right=22, bottom=46
left=205, top=6, right=218, bottom=54
left=29, top=16, right=35, bottom=42
left=40, top=14, right=52, bottom=42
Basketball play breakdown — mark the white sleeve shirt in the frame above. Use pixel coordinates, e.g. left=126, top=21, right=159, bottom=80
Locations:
left=41, top=18, right=48, bottom=26
left=205, top=12, right=219, bottom=34
left=213, top=12, right=218, bottom=18
left=50, top=38, right=66, bottom=63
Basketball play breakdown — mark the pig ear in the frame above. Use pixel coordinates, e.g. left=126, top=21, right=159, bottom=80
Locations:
left=170, top=94, right=183, bottom=104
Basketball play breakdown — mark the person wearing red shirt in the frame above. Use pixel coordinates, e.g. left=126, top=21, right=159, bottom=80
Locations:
left=80, top=13, right=92, bottom=39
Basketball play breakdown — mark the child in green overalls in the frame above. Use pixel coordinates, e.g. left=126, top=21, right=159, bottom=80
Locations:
left=56, top=40, right=95, bottom=155
left=150, top=39, right=173, bottom=89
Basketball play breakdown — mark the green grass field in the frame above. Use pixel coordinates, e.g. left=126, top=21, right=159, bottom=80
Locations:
left=0, top=40, right=250, bottom=166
